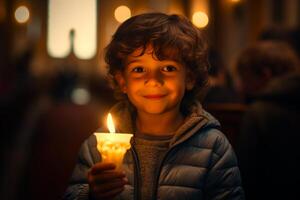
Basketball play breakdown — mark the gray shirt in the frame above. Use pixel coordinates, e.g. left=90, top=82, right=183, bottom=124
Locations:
left=133, top=133, right=173, bottom=200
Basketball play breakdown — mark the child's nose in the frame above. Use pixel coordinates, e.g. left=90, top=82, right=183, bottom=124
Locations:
left=144, top=71, right=163, bottom=86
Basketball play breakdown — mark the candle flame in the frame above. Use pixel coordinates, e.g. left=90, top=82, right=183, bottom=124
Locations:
left=107, top=113, right=115, bottom=133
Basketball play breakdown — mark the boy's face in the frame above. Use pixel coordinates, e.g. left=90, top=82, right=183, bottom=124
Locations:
left=115, top=46, right=194, bottom=115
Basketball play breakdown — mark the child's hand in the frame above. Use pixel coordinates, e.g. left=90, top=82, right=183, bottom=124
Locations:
left=88, top=162, right=128, bottom=200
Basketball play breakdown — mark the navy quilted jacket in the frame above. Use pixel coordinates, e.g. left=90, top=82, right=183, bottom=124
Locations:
left=64, top=101, right=244, bottom=200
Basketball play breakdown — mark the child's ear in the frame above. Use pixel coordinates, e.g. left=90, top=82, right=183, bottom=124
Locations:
left=186, top=78, right=195, bottom=90
left=115, top=72, right=127, bottom=93
left=185, top=72, right=195, bottom=91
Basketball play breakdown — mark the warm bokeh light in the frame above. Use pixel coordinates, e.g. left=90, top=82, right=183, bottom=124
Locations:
left=192, top=11, right=209, bottom=28
left=231, top=0, right=241, bottom=3
left=14, top=5, right=30, bottom=24
left=114, top=5, right=131, bottom=23
left=107, top=113, right=116, bottom=133
left=71, top=87, right=90, bottom=105
left=47, top=0, right=97, bottom=59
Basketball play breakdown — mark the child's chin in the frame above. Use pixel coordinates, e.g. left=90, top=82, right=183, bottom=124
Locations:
left=142, top=106, right=169, bottom=115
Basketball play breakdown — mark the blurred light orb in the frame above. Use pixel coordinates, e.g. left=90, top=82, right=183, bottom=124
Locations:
left=114, top=5, right=131, bottom=23
left=192, top=11, right=209, bottom=28
left=71, top=87, right=91, bottom=105
left=231, top=0, right=241, bottom=3
left=15, top=6, right=30, bottom=23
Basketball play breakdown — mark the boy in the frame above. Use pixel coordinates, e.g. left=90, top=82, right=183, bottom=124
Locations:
left=64, top=13, right=244, bottom=200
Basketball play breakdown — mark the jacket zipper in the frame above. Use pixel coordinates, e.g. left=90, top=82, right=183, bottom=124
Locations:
left=152, top=145, right=178, bottom=200
left=130, top=145, right=141, bottom=200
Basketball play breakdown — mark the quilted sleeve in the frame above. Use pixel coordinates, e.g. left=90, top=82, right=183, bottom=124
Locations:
left=63, top=135, right=100, bottom=200
left=204, top=130, right=245, bottom=200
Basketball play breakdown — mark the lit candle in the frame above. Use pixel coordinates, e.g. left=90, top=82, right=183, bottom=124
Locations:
left=94, top=113, right=133, bottom=170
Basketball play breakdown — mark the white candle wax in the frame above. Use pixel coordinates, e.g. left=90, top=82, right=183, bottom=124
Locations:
left=94, top=132, right=133, bottom=170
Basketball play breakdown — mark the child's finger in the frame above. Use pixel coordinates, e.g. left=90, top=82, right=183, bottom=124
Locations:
left=93, top=171, right=126, bottom=183
left=93, top=179, right=127, bottom=193
left=96, top=186, right=125, bottom=199
left=90, top=162, right=116, bottom=174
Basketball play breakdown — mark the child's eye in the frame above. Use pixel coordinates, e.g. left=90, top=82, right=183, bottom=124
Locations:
left=131, top=66, right=145, bottom=73
left=162, top=65, right=177, bottom=72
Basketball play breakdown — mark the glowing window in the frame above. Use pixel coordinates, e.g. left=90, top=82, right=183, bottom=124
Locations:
left=47, top=0, right=97, bottom=59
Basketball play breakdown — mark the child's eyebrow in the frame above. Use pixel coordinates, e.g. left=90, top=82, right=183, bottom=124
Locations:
left=126, top=57, right=181, bottom=66
left=126, top=58, right=142, bottom=65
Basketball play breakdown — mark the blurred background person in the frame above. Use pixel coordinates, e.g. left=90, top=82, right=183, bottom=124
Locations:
left=259, top=26, right=300, bottom=58
left=235, top=41, right=300, bottom=200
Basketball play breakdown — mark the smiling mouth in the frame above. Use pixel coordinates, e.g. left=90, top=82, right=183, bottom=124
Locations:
left=143, top=94, right=167, bottom=99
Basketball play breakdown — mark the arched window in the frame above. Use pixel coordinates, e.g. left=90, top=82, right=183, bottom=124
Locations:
left=47, top=0, right=97, bottom=59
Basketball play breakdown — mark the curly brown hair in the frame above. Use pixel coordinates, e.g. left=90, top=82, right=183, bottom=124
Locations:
left=105, top=12, right=209, bottom=114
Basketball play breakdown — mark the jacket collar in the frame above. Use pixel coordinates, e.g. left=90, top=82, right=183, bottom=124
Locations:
left=170, top=101, right=220, bottom=147
left=108, top=101, right=220, bottom=147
